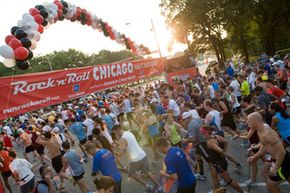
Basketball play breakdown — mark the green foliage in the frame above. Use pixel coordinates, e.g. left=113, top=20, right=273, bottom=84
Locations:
left=160, top=0, right=290, bottom=66
left=0, top=49, right=142, bottom=77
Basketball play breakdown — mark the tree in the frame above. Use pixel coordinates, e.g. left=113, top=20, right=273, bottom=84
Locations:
left=161, top=0, right=228, bottom=67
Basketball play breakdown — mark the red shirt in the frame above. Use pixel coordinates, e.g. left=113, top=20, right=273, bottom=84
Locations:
left=3, top=135, right=13, bottom=148
left=267, top=86, right=285, bottom=99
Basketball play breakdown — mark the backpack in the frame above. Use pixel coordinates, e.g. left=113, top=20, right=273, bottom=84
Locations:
left=34, top=180, right=48, bottom=193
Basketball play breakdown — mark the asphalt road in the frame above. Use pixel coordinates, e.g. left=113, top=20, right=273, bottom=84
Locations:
left=8, top=131, right=290, bottom=193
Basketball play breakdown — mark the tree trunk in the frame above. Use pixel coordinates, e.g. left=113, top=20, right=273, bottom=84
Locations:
left=239, top=33, right=249, bottom=64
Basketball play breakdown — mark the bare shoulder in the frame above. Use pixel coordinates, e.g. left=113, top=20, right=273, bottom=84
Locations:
left=263, top=124, right=280, bottom=141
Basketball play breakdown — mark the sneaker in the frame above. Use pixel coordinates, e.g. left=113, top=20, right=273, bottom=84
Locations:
left=219, top=179, right=227, bottom=187
left=240, top=141, right=249, bottom=148
left=231, top=134, right=239, bottom=141
left=155, top=186, right=164, bottom=193
left=195, top=173, right=206, bottom=181
left=146, top=184, right=154, bottom=192
left=208, top=191, right=213, bottom=193
left=244, top=179, right=255, bottom=186
left=234, top=163, right=242, bottom=174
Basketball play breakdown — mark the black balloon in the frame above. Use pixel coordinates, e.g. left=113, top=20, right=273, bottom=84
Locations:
left=35, top=5, right=45, bottom=11
left=11, top=26, right=19, bottom=35
left=61, top=1, right=68, bottom=8
left=62, top=8, right=68, bottom=15
left=40, top=9, right=49, bottom=18
left=16, top=60, right=30, bottom=70
left=81, top=20, right=86, bottom=25
left=20, top=38, right=31, bottom=48
left=15, top=29, right=27, bottom=39
left=58, top=15, right=65, bottom=21
left=26, top=50, right=33, bottom=60
left=42, top=20, right=48, bottom=26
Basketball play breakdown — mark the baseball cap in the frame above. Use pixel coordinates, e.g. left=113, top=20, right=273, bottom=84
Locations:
left=150, top=98, right=158, bottom=104
left=52, top=127, right=59, bottom=133
left=17, top=128, right=24, bottom=133
left=182, top=112, right=191, bottom=119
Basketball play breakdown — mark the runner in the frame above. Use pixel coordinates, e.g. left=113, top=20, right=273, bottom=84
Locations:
left=62, top=141, right=90, bottom=193
left=247, top=112, right=290, bottom=192
left=85, top=142, right=122, bottom=193
left=111, top=124, right=162, bottom=192
left=36, top=131, right=65, bottom=186
left=195, top=126, right=247, bottom=193
left=8, top=150, right=35, bottom=193
left=0, top=142, right=12, bottom=193
left=68, top=118, right=88, bottom=161
left=92, top=176, right=116, bottom=193
left=155, top=137, right=196, bottom=193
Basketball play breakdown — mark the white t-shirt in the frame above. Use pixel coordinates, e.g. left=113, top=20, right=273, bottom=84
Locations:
left=109, top=113, right=119, bottom=125
left=83, top=118, right=94, bottom=137
left=122, top=131, right=146, bottom=162
left=3, top=126, right=12, bottom=135
left=168, top=99, right=180, bottom=116
left=9, top=158, right=34, bottom=186
left=61, top=110, right=68, bottom=121
left=123, top=99, right=132, bottom=113
left=229, top=80, right=241, bottom=97
left=207, top=110, right=222, bottom=131
left=189, top=110, right=200, bottom=119
left=208, top=85, right=215, bottom=99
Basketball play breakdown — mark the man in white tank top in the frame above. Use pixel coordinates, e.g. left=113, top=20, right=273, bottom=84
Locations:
left=112, top=125, right=163, bottom=192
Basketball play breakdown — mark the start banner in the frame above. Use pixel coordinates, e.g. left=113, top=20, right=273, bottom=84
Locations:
left=0, top=58, right=164, bottom=120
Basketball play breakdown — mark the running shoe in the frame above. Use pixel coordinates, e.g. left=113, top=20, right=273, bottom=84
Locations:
left=146, top=183, right=154, bottom=193
left=234, top=163, right=242, bottom=174
left=244, top=179, right=255, bottom=186
left=195, top=173, right=206, bottom=181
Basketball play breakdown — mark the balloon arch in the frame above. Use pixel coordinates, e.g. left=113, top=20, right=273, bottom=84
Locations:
left=0, top=0, right=151, bottom=70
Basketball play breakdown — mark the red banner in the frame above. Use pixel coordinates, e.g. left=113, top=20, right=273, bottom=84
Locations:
left=0, top=58, right=164, bottom=120
left=166, top=67, right=197, bottom=84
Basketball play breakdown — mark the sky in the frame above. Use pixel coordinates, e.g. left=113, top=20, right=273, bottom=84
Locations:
left=0, top=0, right=186, bottom=61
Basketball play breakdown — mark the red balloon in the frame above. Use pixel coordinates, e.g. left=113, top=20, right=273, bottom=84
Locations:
left=54, top=1, right=63, bottom=10
left=5, top=35, right=15, bottom=45
left=86, top=19, right=92, bottom=26
left=38, top=25, right=44, bottom=34
left=9, top=38, right=22, bottom=50
left=34, top=14, right=44, bottom=24
left=15, top=47, right=29, bottom=60
left=57, top=9, right=63, bottom=17
left=85, top=13, right=91, bottom=20
left=76, top=7, right=81, bottom=17
left=29, top=8, right=40, bottom=16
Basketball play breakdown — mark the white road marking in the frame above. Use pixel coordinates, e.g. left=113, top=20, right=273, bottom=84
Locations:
left=239, top=181, right=289, bottom=187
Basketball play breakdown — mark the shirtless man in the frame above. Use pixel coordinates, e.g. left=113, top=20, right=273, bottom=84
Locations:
left=36, top=131, right=66, bottom=187
left=247, top=112, right=290, bottom=193
left=18, top=129, right=38, bottom=162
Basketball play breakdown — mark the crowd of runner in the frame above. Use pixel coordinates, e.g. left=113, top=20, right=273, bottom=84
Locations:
left=0, top=54, right=289, bottom=193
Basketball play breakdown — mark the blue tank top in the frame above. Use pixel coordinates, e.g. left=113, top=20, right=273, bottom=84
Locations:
left=64, top=150, right=85, bottom=176
left=275, top=112, right=290, bottom=139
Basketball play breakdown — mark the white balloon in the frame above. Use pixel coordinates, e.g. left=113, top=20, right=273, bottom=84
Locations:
left=51, top=10, right=58, bottom=18
left=33, top=31, right=41, bottom=42
left=47, top=14, right=54, bottom=24
left=66, top=12, right=74, bottom=19
left=3, top=58, right=16, bottom=68
left=30, top=40, right=37, bottom=50
left=0, top=45, right=15, bottom=58
left=51, top=4, right=58, bottom=11
left=26, top=31, right=35, bottom=39
left=29, top=22, right=39, bottom=31
left=22, top=13, right=35, bottom=23
left=17, top=20, right=28, bottom=28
